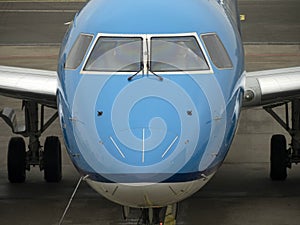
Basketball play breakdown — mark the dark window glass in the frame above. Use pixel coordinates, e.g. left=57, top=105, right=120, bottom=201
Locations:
left=84, top=37, right=143, bottom=72
left=202, top=34, right=233, bottom=69
left=65, top=34, right=93, bottom=69
left=150, top=36, right=209, bottom=72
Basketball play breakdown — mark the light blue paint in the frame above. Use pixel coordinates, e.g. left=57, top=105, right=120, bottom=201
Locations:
left=57, top=0, right=245, bottom=183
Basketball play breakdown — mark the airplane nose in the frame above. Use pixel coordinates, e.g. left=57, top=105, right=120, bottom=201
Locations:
left=92, top=77, right=202, bottom=180
left=108, top=127, right=179, bottom=166
left=72, top=74, right=227, bottom=183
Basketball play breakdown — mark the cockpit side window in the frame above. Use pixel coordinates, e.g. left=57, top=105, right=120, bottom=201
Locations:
left=201, top=33, right=233, bottom=69
left=65, top=34, right=93, bottom=70
left=84, top=37, right=143, bottom=72
left=150, top=36, right=209, bottom=72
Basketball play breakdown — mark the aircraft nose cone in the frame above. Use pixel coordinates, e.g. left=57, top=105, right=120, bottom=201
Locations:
left=72, top=73, right=228, bottom=183
left=107, top=127, right=179, bottom=166
left=93, top=77, right=202, bottom=169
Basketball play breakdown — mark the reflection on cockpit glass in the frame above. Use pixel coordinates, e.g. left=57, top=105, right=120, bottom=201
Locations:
left=65, top=34, right=93, bottom=70
left=150, top=36, right=209, bottom=72
left=84, top=37, right=143, bottom=72
left=201, top=33, right=233, bottom=69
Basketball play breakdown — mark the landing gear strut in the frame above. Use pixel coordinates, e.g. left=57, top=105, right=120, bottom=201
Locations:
left=0, top=100, right=60, bottom=183
left=136, top=204, right=178, bottom=225
left=138, top=208, right=166, bottom=225
left=264, top=99, right=300, bottom=180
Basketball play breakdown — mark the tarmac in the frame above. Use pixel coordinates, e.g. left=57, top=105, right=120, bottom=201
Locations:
left=0, top=0, right=299, bottom=44
left=0, top=1, right=300, bottom=225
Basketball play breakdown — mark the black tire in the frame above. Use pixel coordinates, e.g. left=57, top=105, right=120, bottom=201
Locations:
left=270, top=134, right=287, bottom=180
left=7, top=137, right=26, bottom=183
left=44, top=136, right=62, bottom=182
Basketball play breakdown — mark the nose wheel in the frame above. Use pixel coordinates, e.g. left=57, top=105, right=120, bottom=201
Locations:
left=138, top=208, right=165, bottom=225
left=137, top=204, right=178, bottom=225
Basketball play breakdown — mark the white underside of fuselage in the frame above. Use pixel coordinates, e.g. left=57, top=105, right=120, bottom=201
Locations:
left=86, top=173, right=215, bottom=208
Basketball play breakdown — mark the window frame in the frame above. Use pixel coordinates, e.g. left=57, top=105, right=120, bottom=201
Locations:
left=65, top=33, right=94, bottom=70
left=81, top=33, right=146, bottom=75
left=146, top=33, right=212, bottom=75
left=83, top=36, right=144, bottom=73
left=81, top=32, right=213, bottom=75
left=149, top=35, right=210, bottom=73
left=201, top=33, right=233, bottom=70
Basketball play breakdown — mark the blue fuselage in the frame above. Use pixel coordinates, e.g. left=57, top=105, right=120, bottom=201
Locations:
left=56, top=0, right=244, bottom=207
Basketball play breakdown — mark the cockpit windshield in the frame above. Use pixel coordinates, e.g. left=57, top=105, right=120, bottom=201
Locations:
left=150, top=36, right=209, bottom=72
left=65, top=34, right=93, bottom=70
left=84, top=37, right=143, bottom=72
left=201, top=33, right=233, bottom=69
left=82, top=34, right=211, bottom=74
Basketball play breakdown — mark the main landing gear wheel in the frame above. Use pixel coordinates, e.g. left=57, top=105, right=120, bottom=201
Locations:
left=7, top=137, right=26, bottom=183
left=43, top=136, right=62, bottom=182
left=270, top=134, right=287, bottom=181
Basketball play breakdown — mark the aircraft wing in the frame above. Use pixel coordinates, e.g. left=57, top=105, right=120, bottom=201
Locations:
left=243, top=67, right=300, bottom=107
left=1, top=65, right=300, bottom=109
left=0, top=66, right=57, bottom=107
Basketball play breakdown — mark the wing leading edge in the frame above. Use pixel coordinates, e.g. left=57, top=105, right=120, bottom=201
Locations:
left=0, top=66, right=57, bottom=107
left=243, top=67, right=300, bottom=108
left=1, top=65, right=299, bottom=109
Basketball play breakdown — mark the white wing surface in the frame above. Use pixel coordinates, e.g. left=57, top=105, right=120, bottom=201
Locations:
left=0, top=66, right=57, bottom=107
left=243, top=67, right=300, bottom=107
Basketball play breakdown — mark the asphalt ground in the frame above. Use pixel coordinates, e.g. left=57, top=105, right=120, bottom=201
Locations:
left=0, top=1, right=300, bottom=225
left=0, top=0, right=299, bottom=44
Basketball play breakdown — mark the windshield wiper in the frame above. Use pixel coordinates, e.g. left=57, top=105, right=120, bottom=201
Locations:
left=146, top=62, right=163, bottom=81
left=128, top=38, right=163, bottom=82
left=127, top=64, right=144, bottom=81
left=146, top=39, right=163, bottom=81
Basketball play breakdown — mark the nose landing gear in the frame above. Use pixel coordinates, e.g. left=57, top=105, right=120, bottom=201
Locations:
left=138, top=208, right=165, bottom=225
left=122, top=204, right=178, bottom=225
left=136, top=204, right=178, bottom=225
